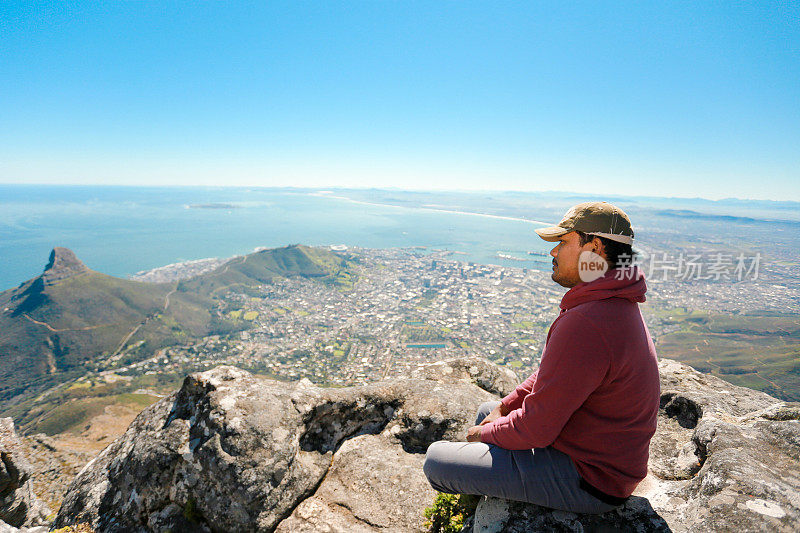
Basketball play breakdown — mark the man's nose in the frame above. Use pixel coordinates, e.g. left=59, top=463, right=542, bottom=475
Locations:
left=550, top=245, right=558, bottom=258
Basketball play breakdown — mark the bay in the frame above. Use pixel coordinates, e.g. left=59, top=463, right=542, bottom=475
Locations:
left=0, top=185, right=554, bottom=290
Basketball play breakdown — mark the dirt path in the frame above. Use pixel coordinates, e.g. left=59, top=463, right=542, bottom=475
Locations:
left=163, top=283, right=178, bottom=311
left=209, top=255, right=255, bottom=297
left=22, top=313, right=113, bottom=333
left=110, top=322, right=145, bottom=358
left=111, top=282, right=178, bottom=358
left=752, top=371, right=784, bottom=392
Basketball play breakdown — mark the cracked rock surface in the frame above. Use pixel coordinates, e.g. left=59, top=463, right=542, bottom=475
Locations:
left=52, top=357, right=800, bottom=532
left=0, top=418, right=51, bottom=532
left=53, top=362, right=497, bottom=532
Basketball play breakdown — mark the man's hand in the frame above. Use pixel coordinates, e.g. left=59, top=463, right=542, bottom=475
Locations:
left=479, top=402, right=511, bottom=426
left=466, top=425, right=483, bottom=442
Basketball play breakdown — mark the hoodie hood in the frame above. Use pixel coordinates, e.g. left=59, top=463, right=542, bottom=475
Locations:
left=560, top=266, right=647, bottom=310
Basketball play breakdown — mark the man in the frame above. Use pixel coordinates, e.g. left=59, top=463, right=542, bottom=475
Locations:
left=423, top=201, right=660, bottom=514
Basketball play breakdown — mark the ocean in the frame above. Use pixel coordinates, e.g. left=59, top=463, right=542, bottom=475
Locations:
left=4, top=184, right=799, bottom=292
left=0, top=185, right=556, bottom=290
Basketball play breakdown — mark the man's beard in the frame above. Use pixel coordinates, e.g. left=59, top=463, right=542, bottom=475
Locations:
left=551, top=260, right=577, bottom=288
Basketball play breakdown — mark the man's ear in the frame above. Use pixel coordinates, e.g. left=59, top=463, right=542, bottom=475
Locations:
left=593, top=237, right=608, bottom=260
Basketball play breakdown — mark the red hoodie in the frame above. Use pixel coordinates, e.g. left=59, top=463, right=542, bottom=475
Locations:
left=481, top=266, right=660, bottom=498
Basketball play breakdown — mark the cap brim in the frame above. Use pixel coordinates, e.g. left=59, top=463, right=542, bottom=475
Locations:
left=535, top=226, right=570, bottom=242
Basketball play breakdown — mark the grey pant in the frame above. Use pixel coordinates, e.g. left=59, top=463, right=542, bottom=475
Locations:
left=422, top=401, right=618, bottom=514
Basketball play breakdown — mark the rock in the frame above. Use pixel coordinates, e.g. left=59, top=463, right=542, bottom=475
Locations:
left=49, top=525, right=94, bottom=533
left=467, top=358, right=800, bottom=532
left=52, top=357, right=800, bottom=532
left=54, top=365, right=496, bottom=532
left=471, top=496, right=671, bottom=532
left=0, top=521, right=49, bottom=533
left=0, top=419, right=51, bottom=529
left=409, top=355, right=519, bottom=397
left=274, top=497, right=375, bottom=533
left=276, top=433, right=436, bottom=532
left=41, top=248, right=89, bottom=285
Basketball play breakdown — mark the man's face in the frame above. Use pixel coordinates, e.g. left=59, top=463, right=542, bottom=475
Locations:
left=549, top=231, right=595, bottom=288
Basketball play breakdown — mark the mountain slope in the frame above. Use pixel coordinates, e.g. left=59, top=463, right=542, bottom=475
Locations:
left=1, top=249, right=173, bottom=401
left=0, top=245, right=346, bottom=408
left=176, top=243, right=351, bottom=296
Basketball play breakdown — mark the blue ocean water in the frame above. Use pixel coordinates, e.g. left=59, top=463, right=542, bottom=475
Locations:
left=0, top=185, right=555, bottom=290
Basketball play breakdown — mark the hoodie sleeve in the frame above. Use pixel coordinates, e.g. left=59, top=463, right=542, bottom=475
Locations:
left=481, top=310, right=611, bottom=450
left=500, top=370, right=538, bottom=411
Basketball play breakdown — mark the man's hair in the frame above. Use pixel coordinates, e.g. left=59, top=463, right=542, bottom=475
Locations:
left=576, top=231, right=636, bottom=268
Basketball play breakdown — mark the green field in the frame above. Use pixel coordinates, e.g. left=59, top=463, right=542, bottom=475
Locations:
left=29, top=393, right=158, bottom=436
left=653, top=309, right=800, bottom=401
left=8, top=371, right=183, bottom=435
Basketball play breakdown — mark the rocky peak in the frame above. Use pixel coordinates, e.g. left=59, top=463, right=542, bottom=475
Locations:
left=41, top=247, right=88, bottom=285
left=52, top=357, right=800, bottom=532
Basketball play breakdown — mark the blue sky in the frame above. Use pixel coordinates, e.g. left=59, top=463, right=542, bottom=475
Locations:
left=1, top=1, right=798, bottom=200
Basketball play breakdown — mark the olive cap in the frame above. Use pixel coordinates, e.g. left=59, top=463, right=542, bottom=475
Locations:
left=535, top=201, right=634, bottom=244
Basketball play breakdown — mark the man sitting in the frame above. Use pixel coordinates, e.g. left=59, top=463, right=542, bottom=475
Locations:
left=423, top=201, right=660, bottom=514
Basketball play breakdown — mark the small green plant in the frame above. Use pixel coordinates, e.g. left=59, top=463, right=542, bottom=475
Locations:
left=423, top=492, right=480, bottom=533
left=183, top=496, right=202, bottom=523
left=51, top=525, right=95, bottom=533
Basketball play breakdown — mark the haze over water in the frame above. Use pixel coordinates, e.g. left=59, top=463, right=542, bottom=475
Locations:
left=4, top=185, right=799, bottom=292
left=0, top=185, right=558, bottom=290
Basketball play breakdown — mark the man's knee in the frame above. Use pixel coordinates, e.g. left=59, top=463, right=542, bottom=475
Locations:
left=477, top=401, right=498, bottom=415
left=423, top=440, right=447, bottom=476
left=475, top=401, right=500, bottom=425
left=423, top=441, right=455, bottom=492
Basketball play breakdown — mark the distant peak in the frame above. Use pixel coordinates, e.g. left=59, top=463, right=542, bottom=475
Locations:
left=42, top=247, right=89, bottom=282
left=45, top=247, right=84, bottom=271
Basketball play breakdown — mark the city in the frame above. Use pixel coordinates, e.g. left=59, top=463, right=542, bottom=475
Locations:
left=94, top=244, right=798, bottom=396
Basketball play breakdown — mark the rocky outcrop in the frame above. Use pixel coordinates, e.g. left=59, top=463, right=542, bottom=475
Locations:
left=274, top=432, right=436, bottom=532
left=41, top=248, right=89, bottom=286
left=470, top=496, right=671, bottom=532
left=54, top=363, right=499, bottom=532
left=409, top=356, right=519, bottom=397
left=6, top=247, right=90, bottom=319
left=0, top=419, right=51, bottom=532
left=466, top=358, right=800, bottom=532
left=53, top=357, right=800, bottom=532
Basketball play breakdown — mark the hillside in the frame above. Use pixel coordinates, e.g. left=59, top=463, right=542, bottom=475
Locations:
left=0, top=245, right=347, bottom=412
left=177, top=243, right=355, bottom=296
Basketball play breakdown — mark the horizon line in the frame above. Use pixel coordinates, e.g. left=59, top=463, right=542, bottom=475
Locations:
left=2, top=181, right=799, bottom=205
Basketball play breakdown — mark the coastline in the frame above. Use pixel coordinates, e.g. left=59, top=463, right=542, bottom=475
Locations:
left=130, top=257, right=229, bottom=283
left=311, top=191, right=554, bottom=227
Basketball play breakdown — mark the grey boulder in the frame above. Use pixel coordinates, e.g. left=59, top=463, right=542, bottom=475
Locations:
left=53, top=364, right=496, bottom=532
left=52, top=357, right=800, bottom=532
left=0, top=418, right=51, bottom=531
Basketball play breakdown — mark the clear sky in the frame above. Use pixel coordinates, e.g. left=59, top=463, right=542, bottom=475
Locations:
left=1, top=1, right=798, bottom=200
